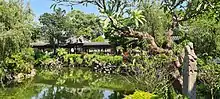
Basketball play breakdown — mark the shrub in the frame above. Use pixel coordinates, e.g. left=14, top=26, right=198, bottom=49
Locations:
left=62, top=54, right=123, bottom=67
left=197, top=58, right=220, bottom=98
left=1, top=48, right=36, bottom=83
left=92, top=36, right=105, bottom=42
left=124, top=91, right=158, bottom=99
left=35, top=52, right=51, bottom=66
left=57, top=48, right=68, bottom=57
left=4, top=48, right=34, bottom=74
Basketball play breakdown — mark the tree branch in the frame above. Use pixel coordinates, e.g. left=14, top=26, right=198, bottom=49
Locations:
left=118, top=27, right=169, bottom=54
left=166, top=27, right=174, bottom=49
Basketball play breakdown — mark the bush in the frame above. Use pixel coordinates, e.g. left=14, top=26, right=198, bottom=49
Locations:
left=124, top=91, right=158, bottom=99
left=197, top=58, right=220, bottom=98
left=36, top=48, right=123, bottom=72
left=4, top=48, right=34, bottom=74
left=57, top=48, right=68, bottom=57
left=35, top=52, right=51, bottom=66
left=62, top=53, right=123, bottom=67
left=92, top=36, right=105, bottom=42
left=1, top=48, right=36, bottom=83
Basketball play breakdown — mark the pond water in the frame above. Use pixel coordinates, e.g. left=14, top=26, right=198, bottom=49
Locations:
left=0, top=68, right=141, bottom=99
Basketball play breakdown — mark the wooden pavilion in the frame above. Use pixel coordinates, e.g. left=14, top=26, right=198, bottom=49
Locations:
left=31, top=37, right=112, bottom=54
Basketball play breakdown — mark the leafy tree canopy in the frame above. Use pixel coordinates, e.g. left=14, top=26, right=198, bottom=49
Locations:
left=0, top=0, right=33, bottom=63
left=39, top=8, right=68, bottom=44
left=66, top=10, right=101, bottom=39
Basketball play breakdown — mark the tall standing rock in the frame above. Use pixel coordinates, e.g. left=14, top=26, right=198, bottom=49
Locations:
left=183, top=42, right=197, bottom=99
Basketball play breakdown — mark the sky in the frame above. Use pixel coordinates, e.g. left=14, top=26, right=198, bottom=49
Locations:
left=24, top=0, right=99, bottom=21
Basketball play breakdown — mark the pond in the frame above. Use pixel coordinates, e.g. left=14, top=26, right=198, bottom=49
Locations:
left=0, top=68, right=142, bottom=99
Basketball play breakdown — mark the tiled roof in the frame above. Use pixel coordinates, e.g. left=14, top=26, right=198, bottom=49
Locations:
left=83, top=42, right=110, bottom=46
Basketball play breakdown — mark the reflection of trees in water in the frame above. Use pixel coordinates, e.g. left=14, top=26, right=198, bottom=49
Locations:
left=36, top=85, right=104, bottom=99
left=56, top=68, right=136, bottom=90
left=36, top=68, right=137, bottom=99
left=0, top=68, right=136, bottom=99
left=108, top=90, right=134, bottom=99
left=0, top=80, right=43, bottom=99
left=108, top=91, right=125, bottom=99
left=0, top=81, right=105, bottom=99
left=39, top=68, right=137, bottom=90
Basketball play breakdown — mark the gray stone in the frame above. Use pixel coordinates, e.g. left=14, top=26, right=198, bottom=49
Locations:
left=183, top=42, right=197, bottom=99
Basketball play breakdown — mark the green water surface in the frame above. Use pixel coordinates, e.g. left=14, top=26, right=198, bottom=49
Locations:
left=0, top=68, right=139, bottom=99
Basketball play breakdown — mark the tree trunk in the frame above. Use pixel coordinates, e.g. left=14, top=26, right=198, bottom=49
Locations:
left=53, top=38, right=56, bottom=55
left=120, top=28, right=169, bottom=54
left=119, top=27, right=199, bottom=96
left=118, top=28, right=185, bottom=92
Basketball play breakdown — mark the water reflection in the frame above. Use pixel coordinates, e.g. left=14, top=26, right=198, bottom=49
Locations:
left=32, top=85, right=105, bottom=99
left=0, top=68, right=136, bottom=99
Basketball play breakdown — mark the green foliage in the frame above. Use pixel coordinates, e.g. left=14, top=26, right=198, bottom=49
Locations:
left=197, top=58, right=220, bottom=98
left=172, top=40, right=190, bottom=55
left=1, top=0, right=218, bottom=98
left=36, top=49, right=173, bottom=96
left=124, top=53, right=174, bottom=95
left=39, top=86, right=104, bottom=99
left=31, top=23, right=42, bottom=41
left=99, top=2, right=170, bottom=50
left=66, top=10, right=101, bottom=39
left=129, top=10, right=146, bottom=28
left=186, top=13, right=220, bottom=57
left=1, top=48, right=35, bottom=84
left=0, top=0, right=33, bottom=62
left=39, top=7, right=68, bottom=48
left=38, top=9, right=102, bottom=50
left=4, top=48, right=34, bottom=74
left=124, top=90, right=158, bottom=99
left=56, top=69, right=93, bottom=85
left=0, top=79, right=43, bottom=99
left=162, top=0, right=220, bottom=22
left=62, top=53, right=123, bottom=67
left=139, top=4, right=169, bottom=47
left=0, top=0, right=35, bottom=84
left=34, top=51, right=52, bottom=65
left=36, top=48, right=123, bottom=69
left=38, top=68, right=138, bottom=90
left=92, top=36, right=105, bottom=42
left=35, top=54, right=61, bottom=69
left=164, top=86, right=189, bottom=99
left=57, top=48, right=68, bottom=57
